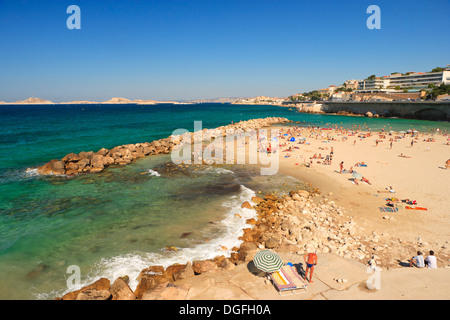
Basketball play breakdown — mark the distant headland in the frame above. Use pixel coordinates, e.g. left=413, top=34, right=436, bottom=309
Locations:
left=0, top=97, right=194, bottom=105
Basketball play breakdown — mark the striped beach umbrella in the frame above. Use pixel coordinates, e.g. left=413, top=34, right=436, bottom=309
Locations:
left=253, top=250, right=283, bottom=273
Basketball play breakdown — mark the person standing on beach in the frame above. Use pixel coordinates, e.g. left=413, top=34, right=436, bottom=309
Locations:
left=303, top=252, right=318, bottom=283
left=425, top=251, right=437, bottom=269
left=339, top=161, right=344, bottom=174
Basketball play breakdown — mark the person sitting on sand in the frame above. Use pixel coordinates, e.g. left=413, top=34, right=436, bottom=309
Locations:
left=446, top=159, right=450, bottom=170
left=410, top=251, right=425, bottom=268
left=425, top=251, right=437, bottom=269
left=303, top=251, right=318, bottom=283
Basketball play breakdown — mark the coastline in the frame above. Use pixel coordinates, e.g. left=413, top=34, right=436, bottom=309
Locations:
left=58, top=121, right=450, bottom=300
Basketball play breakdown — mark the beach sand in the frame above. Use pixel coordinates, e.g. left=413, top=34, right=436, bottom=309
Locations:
left=275, top=126, right=450, bottom=245
left=173, top=125, right=450, bottom=300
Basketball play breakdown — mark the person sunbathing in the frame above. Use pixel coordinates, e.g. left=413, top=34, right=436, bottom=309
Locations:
left=361, top=177, right=372, bottom=185
left=399, top=153, right=411, bottom=158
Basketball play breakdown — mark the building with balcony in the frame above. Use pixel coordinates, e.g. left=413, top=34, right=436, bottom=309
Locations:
left=355, top=66, right=450, bottom=92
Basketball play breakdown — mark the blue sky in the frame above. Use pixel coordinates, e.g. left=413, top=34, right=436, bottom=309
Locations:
left=0, top=0, right=449, bottom=101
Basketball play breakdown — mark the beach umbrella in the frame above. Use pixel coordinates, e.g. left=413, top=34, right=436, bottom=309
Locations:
left=399, top=131, right=406, bottom=134
left=253, top=250, right=284, bottom=273
left=352, top=172, right=362, bottom=179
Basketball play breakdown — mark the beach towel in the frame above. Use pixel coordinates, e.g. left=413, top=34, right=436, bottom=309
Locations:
left=405, top=206, right=427, bottom=211
left=281, top=266, right=307, bottom=288
left=379, top=206, right=398, bottom=213
left=269, top=269, right=296, bottom=290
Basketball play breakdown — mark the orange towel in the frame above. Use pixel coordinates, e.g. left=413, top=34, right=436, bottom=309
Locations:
left=405, top=206, right=427, bottom=211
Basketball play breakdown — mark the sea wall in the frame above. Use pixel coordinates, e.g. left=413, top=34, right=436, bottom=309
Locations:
left=321, top=102, right=450, bottom=120
left=34, top=117, right=290, bottom=176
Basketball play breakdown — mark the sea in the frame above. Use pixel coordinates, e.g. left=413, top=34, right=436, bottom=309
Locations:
left=0, top=103, right=448, bottom=299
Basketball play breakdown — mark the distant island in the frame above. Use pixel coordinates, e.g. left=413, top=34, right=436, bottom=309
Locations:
left=0, top=97, right=193, bottom=105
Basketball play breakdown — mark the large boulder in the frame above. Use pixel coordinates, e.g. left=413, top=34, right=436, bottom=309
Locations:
left=241, top=201, right=252, bottom=209
left=192, top=260, right=217, bottom=275
left=76, top=158, right=90, bottom=172
left=79, top=151, right=94, bottom=160
left=37, top=162, right=52, bottom=175
left=50, top=160, right=65, bottom=175
left=90, top=154, right=105, bottom=172
left=134, top=266, right=169, bottom=299
left=65, top=162, right=79, bottom=176
left=96, top=148, right=109, bottom=156
left=110, top=277, right=136, bottom=300
left=62, top=153, right=81, bottom=162
left=172, top=262, right=194, bottom=281
left=61, top=278, right=110, bottom=300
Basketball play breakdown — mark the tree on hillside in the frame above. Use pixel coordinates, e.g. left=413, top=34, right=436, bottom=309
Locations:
left=425, top=83, right=450, bottom=100
left=430, top=67, right=445, bottom=73
left=303, top=91, right=323, bottom=101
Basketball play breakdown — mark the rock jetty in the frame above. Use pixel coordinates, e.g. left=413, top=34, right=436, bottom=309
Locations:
left=55, top=188, right=372, bottom=300
left=35, top=117, right=290, bottom=176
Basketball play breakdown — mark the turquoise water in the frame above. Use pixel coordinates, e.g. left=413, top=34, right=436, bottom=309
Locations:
left=0, top=103, right=448, bottom=299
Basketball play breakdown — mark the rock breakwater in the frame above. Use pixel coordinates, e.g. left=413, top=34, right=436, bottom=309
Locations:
left=33, top=117, right=290, bottom=176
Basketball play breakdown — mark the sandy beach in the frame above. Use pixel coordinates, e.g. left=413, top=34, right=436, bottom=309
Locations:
left=176, top=124, right=450, bottom=300
left=275, top=125, right=450, bottom=246
left=60, top=121, right=450, bottom=301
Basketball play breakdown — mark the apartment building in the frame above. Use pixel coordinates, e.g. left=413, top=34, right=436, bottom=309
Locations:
left=356, top=66, right=450, bottom=92
left=357, top=77, right=390, bottom=91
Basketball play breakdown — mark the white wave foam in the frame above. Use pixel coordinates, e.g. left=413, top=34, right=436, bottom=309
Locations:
left=147, top=169, right=161, bottom=177
left=25, top=168, right=39, bottom=177
left=71, top=185, right=257, bottom=292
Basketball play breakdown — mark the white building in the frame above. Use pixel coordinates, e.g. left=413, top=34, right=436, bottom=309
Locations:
left=388, top=70, right=450, bottom=89
left=356, top=66, right=450, bottom=92
left=357, top=77, right=391, bottom=92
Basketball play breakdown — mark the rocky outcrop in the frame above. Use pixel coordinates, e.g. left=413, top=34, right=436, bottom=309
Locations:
left=34, top=117, right=290, bottom=176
